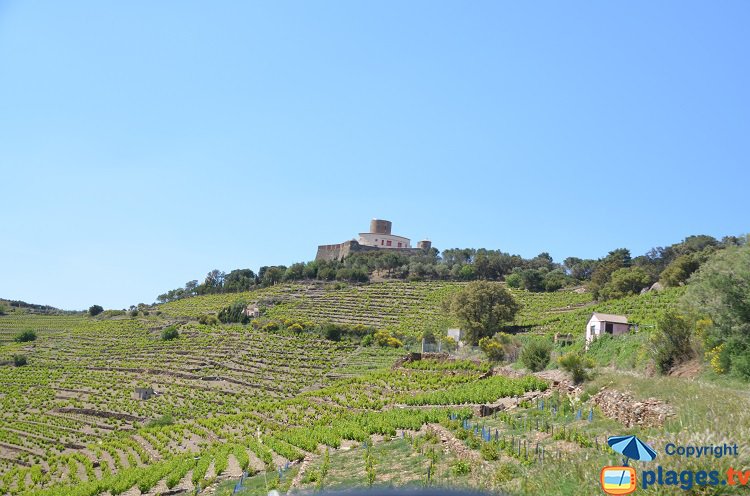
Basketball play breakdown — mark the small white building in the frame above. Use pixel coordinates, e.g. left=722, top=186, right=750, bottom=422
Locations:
left=585, top=313, right=631, bottom=348
left=447, top=328, right=464, bottom=345
left=242, top=305, right=260, bottom=319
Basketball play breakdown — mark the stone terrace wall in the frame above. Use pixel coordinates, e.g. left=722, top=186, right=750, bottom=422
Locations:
left=591, top=387, right=675, bottom=428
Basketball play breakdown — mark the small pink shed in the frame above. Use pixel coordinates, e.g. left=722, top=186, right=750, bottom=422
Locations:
left=585, top=312, right=631, bottom=348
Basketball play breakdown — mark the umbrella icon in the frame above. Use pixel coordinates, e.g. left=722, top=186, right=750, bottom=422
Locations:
left=607, top=435, right=657, bottom=487
left=608, top=435, right=657, bottom=465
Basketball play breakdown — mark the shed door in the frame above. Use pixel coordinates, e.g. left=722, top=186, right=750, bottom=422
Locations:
left=605, top=322, right=614, bottom=334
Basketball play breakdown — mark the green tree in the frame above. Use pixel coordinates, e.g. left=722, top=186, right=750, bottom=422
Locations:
left=224, top=269, right=256, bottom=292
left=598, top=267, right=652, bottom=300
left=520, top=338, right=552, bottom=371
left=589, top=248, right=632, bottom=299
left=88, top=305, right=104, bottom=317
left=660, top=249, right=713, bottom=287
left=13, top=355, right=27, bottom=367
left=448, top=281, right=520, bottom=345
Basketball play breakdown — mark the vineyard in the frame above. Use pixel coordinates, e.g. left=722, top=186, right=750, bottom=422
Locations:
left=0, top=281, right=708, bottom=495
left=0, top=304, right=550, bottom=496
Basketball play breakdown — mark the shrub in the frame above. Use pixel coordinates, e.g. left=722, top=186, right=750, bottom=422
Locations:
left=145, top=414, right=174, bottom=429
left=0, top=303, right=7, bottom=315
left=520, top=338, right=552, bottom=371
left=13, top=355, right=27, bottom=367
left=161, top=326, right=179, bottom=341
left=494, top=462, right=520, bottom=483
left=651, top=311, right=695, bottom=374
left=479, top=336, right=504, bottom=362
left=262, top=321, right=280, bottom=332
left=323, top=324, right=341, bottom=341
left=558, top=353, right=594, bottom=384
left=505, top=273, right=522, bottom=289
left=480, top=442, right=499, bottom=460
left=198, top=314, right=219, bottom=326
left=130, top=309, right=139, bottom=317
left=361, top=335, right=373, bottom=346
left=88, top=304, right=104, bottom=316
left=373, top=329, right=403, bottom=348
left=451, top=459, right=471, bottom=475
left=288, top=323, right=304, bottom=333
left=14, top=329, right=36, bottom=343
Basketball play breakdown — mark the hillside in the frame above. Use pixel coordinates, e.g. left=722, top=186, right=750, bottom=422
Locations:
left=158, top=280, right=681, bottom=346
left=0, top=281, right=732, bottom=496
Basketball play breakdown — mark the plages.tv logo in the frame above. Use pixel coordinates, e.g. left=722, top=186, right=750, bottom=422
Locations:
left=600, top=435, right=657, bottom=495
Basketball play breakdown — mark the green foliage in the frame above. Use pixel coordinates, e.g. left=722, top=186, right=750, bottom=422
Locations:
left=451, top=459, right=471, bottom=475
left=323, top=323, right=342, bottom=341
left=494, top=462, right=520, bottom=483
left=217, top=300, right=250, bottom=324
left=449, top=281, right=520, bottom=345
left=660, top=249, right=713, bottom=287
left=479, top=336, right=504, bottom=362
left=374, top=329, right=403, bottom=348
left=589, top=248, right=632, bottom=299
left=145, top=414, right=174, bottom=429
left=262, top=321, right=280, bottom=332
left=651, top=311, right=695, bottom=373
left=598, top=267, right=652, bottom=300
left=0, top=303, right=6, bottom=315
left=197, top=314, right=219, bottom=325
left=481, top=441, right=500, bottom=460
left=404, top=375, right=547, bottom=405
left=88, top=305, right=104, bottom=317
left=683, top=242, right=750, bottom=377
left=13, top=354, right=27, bottom=367
left=14, top=329, right=36, bottom=343
left=161, top=326, right=179, bottom=341
left=520, top=338, right=552, bottom=372
left=479, top=333, right=520, bottom=363
left=505, top=273, right=522, bottom=288
left=558, top=353, right=594, bottom=384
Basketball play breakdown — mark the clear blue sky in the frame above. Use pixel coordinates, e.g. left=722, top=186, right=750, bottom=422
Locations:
left=1, top=2, right=748, bottom=310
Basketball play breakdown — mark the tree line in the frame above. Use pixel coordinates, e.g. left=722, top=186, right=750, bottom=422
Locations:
left=155, top=233, right=746, bottom=304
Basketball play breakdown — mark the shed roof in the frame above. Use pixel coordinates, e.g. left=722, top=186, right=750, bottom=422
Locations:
left=590, top=312, right=629, bottom=324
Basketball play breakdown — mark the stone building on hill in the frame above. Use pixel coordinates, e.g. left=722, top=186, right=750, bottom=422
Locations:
left=316, top=219, right=432, bottom=262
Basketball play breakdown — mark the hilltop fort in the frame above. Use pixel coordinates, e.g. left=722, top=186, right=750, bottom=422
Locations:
left=315, top=219, right=431, bottom=262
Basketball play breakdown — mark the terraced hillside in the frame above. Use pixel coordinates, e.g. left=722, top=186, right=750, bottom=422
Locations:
left=0, top=282, right=692, bottom=495
left=158, top=282, right=462, bottom=336
left=158, top=281, right=681, bottom=344
left=0, top=309, right=548, bottom=496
